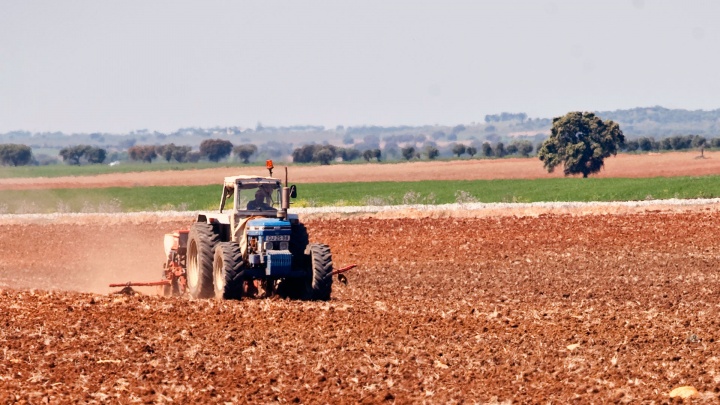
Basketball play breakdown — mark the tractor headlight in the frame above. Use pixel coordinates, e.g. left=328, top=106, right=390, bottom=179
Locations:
left=264, top=241, right=274, bottom=251
left=279, top=242, right=289, bottom=250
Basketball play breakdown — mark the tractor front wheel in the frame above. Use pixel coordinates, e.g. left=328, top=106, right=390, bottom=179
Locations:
left=213, top=242, right=244, bottom=300
left=186, top=223, right=218, bottom=299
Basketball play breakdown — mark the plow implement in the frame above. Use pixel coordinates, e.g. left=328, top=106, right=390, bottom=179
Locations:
left=331, top=264, right=357, bottom=284
left=109, top=227, right=357, bottom=297
left=109, top=263, right=357, bottom=294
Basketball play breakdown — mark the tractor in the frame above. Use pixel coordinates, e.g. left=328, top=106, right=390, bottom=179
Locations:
left=112, top=161, right=355, bottom=300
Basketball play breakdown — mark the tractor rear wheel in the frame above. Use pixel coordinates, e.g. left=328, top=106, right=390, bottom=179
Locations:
left=186, top=223, right=219, bottom=299
left=213, top=242, right=244, bottom=300
left=289, top=223, right=310, bottom=268
left=307, top=243, right=333, bottom=301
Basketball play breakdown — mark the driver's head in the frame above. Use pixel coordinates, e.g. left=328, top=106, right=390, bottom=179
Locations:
left=254, top=189, right=265, bottom=201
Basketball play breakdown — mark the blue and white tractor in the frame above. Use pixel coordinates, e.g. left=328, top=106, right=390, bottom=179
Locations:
left=182, top=163, right=336, bottom=300
left=109, top=162, right=355, bottom=299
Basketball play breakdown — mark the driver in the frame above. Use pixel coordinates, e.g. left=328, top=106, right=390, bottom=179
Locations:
left=247, top=188, right=273, bottom=210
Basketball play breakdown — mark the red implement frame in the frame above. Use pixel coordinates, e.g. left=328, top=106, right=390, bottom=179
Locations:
left=109, top=280, right=170, bottom=288
left=331, top=264, right=357, bottom=276
left=110, top=264, right=358, bottom=291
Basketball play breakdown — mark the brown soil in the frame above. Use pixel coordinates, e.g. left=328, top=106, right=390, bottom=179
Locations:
left=1, top=211, right=719, bottom=402
left=2, top=151, right=720, bottom=190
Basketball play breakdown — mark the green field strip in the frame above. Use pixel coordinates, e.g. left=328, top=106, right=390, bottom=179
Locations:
left=1, top=176, right=720, bottom=214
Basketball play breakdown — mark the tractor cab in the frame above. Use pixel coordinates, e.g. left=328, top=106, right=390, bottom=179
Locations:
left=219, top=161, right=297, bottom=220
left=220, top=176, right=282, bottom=216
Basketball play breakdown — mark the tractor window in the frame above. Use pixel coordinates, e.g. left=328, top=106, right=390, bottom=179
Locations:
left=238, top=184, right=280, bottom=211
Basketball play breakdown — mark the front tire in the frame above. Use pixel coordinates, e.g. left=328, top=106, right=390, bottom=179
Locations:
left=213, top=242, right=244, bottom=300
left=186, top=223, right=218, bottom=299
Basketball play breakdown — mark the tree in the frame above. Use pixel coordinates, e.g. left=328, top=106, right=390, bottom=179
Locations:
left=401, top=146, right=415, bottom=160
left=186, top=151, right=201, bottom=163
left=494, top=142, right=506, bottom=157
left=159, top=144, right=191, bottom=162
left=481, top=143, right=493, bottom=157
left=338, top=148, right=361, bottom=161
left=537, top=111, right=625, bottom=178
left=0, top=144, right=33, bottom=166
left=128, top=145, right=158, bottom=163
left=361, top=149, right=381, bottom=162
left=155, top=144, right=175, bottom=162
left=515, top=140, right=534, bottom=157
left=59, top=145, right=105, bottom=165
left=172, top=146, right=192, bottom=162
left=451, top=143, right=466, bottom=157
left=362, top=149, right=373, bottom=162
left=691, top=135, right=707, bottom=149
left=233, top=144, right=258, bottom=164
left=313, top=148, right=334, bottom=165
left=638, top=137, right=655, bottom=152
left=624, top=140, right=639, bottom=152
left=156, top=144, right=193, bottom=163
left=425, top=145, right=439, bottom=160
left=693, top=135, right=707, bottom=158
left=199, top=139, right=233, bottom=162
left=85, top=147, right=107, bottom=164
left=292, top=144, right=317, bottom=163
left=466, top=146, right=477, bottom=157
left=292, top=144, right=337, bottom=164
left=59, top=145, right=88, bottom=165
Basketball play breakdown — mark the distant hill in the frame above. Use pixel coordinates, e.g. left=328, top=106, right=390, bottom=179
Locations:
left=594, top=106, right=720, bottom=137
left=1, top=106, right=718, bottom=156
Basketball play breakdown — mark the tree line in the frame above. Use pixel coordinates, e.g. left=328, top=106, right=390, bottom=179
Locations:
left=126, top=140, right=259, bottom=163
left=0, top=132, right=718, bottom=167
left=621, top=134, right=714, bottom=152
left=289, top=139, right=536, bottom=165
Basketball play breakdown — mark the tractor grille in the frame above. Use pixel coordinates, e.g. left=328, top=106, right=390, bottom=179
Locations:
left=266, top=250, right=292, bottom=276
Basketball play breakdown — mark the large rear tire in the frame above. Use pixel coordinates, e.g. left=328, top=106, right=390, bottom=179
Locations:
left=186, top=223, right=218, bottom=299
left=213, top=242, right=244, bottom=300
left=289, top=223, right=310, bottom=268
left=308, top=243, right=333, bottom=301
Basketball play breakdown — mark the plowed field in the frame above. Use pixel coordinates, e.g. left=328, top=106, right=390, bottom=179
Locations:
left=2, top=210, right=719, bottom=403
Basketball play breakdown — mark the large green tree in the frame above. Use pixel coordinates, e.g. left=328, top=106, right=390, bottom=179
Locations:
left=537, top=112, right=625, bottom=178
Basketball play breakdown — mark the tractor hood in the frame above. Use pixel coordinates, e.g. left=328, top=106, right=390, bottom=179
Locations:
left=246, top=217, right=291, bottom=238
left=247, top=218, right=291, bottom=229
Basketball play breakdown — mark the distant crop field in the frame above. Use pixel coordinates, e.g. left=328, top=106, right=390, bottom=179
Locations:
left=1, top=176, right=720, bottom=214
left=0, top=161, right=265, bottom=179
left=3, top=152, right=720, bottom=192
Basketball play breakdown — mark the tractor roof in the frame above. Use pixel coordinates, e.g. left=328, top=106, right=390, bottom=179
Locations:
left=223, top=175, right=280, bottom=189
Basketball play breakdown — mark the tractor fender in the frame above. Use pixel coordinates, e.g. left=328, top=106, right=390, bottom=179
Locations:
left=196, top=212, right=231, bottom=225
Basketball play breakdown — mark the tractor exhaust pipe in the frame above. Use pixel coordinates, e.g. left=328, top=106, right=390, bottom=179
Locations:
left=278, top=166, right=290, bottom=220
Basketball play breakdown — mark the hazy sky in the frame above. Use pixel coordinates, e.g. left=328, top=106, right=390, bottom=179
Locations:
left=1, top=0, right=718, bottom=133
